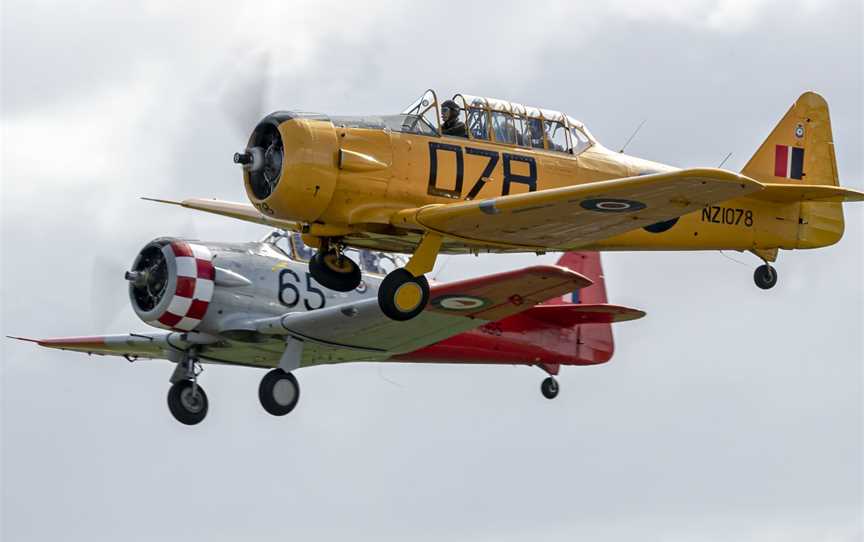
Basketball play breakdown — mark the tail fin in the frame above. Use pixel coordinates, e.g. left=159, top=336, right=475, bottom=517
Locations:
left=532, top=252, right=643, bottom=366
left=741, top=91, right=838, bottom=186
left=742, top=92, right=851, bottom=249
left=546, top=252, right=608, bottom=305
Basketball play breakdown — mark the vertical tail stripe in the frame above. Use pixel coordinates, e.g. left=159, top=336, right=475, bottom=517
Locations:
left=774, top=145, right=788, bottom=178
left=790, top=147, right=804, bottom=180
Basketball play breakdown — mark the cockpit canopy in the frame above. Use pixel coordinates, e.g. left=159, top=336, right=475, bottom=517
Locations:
left=398, top=89, right=595, bottom=155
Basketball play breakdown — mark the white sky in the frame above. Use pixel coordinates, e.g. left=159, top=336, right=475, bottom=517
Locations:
left=2, top=1, right=862, bottom=540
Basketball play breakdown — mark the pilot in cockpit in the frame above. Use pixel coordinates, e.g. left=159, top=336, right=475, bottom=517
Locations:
left=441, top=100, right=468, bottom=138
left=526, top=118, right=545, bottom=149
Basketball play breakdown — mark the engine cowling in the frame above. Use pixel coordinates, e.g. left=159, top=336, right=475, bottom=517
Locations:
left=126, top=239, right=215, bottom=331
left=237, top=112, right=339, bottom=223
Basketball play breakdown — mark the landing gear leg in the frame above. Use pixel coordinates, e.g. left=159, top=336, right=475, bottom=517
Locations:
left=378, top=233, right=442, bottom=321
left=167, top=352, right=208, bottom=425
left=753, top=262, right=778, bottom=290
left=309, top=239, right=361, bottom=292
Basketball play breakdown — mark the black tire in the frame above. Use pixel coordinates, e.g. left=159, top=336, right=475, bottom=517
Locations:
left=541, top=377, right=559, bottom=400
left=378, top=268, right=430, bottom=321
left=167, top=380, right=209, bottom=425
left=754, top=264, right=778, bottom=290
left=309, top=251, right=361, bottom=292
left=259, top=369, right=300, bottom=416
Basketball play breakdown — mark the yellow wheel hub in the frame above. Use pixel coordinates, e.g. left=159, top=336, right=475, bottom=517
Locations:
left=323, top=254, right=353, bottom=274
left=393, top=282, right=423, bottom=312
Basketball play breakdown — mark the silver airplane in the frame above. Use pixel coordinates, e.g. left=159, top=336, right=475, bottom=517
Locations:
left=11, top=232, right=643, bottom=425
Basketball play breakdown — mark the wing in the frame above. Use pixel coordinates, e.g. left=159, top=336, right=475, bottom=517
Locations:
left=141, top=197, right=301, bottom=231
left=255, top=265, right=591, bottom=363
left=9, top=333, right=174, bottom=360
left=14, top=267, right=590, bottom=369
left=9, top=332, right=275, bottom=369
left=391, top=168, right=763, bottom=249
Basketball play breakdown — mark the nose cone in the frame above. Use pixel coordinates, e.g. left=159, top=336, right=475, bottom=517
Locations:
left=240, top=112, right=339, bottom=223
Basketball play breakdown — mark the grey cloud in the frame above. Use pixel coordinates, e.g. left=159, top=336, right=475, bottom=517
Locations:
left=2, top=1, right=862, bottom=541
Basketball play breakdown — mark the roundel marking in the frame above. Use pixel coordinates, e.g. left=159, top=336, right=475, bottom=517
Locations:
left=643, top=217, right=679, bottom=234
left=794, top=123, right=805, bottom=139
left=432, top=295, right=489, bottom=311
left=580, top=198, right=647, bottom=213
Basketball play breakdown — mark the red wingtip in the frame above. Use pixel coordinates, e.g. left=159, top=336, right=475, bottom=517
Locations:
left=6, top=336, right=108, bottom=347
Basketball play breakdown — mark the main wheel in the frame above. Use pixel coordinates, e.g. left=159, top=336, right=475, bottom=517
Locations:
left=541, top=377, right=559, bottom=400
left=378, top=268, right=430, bottom=321
left=167, top=380, right=209, bottom=425
left=259, top=368, right=300, bottom=416
left=753, top=264, right=778, bottom=290
left=309, top=250, right=361, bottom=292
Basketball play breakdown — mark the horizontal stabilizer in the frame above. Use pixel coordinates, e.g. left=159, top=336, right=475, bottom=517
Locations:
left=142, top=197, right=301, bottom=231
left=522, top=304, right=646, bottom=326
left=748, top=184, right=864, bottom=203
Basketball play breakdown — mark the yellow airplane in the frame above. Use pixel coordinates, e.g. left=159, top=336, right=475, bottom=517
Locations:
left=150, top=90, right=863, bottom=321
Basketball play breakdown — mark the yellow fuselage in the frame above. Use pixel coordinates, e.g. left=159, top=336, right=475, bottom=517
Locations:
left=245, top=116, right=843, bottom=255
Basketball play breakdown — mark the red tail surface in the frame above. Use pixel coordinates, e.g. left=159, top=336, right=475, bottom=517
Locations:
left=544, top=252, right=608, bottom=305
left=522, top=252, right=643, bottom=365
left=400, top=252, right=644, bottom=369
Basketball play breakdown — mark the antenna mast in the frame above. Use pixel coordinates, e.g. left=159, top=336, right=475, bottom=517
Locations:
left=619, top=119, right=647, bottom=153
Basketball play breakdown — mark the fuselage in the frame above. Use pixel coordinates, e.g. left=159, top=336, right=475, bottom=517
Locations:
left=242, top=111, right=843, bottom=255
left=128, top=237, right=612, bottom=369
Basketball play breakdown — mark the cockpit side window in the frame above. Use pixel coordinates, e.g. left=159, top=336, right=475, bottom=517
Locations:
left=512, top=116, right=527, bottom=146
left=467, top=107, right=490, bottom=140
left=569, top=126, right=591, bottom=155
left=544, top=120, right=570, bottom=153
left=290, top=233, right=315, bottom=262
left=357, top=251, right=403, bottom=275
left=491, top=111, right=517, bottom=145
left=524, top=118, right=545, bottom=149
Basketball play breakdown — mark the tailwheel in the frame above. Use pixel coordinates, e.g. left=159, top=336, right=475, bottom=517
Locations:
left=259, top=368, right=300, bottom=416
left=167, top=380, right=209, bottom=425
left=540, top=377, right=560, bottom=400
left=309, top=249, right=361, bottom=292
left=378, top=268, right=430, bottom=321
left=753, top=264, right=778, bottom=290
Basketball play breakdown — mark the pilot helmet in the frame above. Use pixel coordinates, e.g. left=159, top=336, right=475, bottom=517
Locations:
left=441, top=99, right=460, bottom=119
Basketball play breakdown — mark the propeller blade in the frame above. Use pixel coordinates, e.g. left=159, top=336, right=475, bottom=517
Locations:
left=90, top=254, right=132, bottom=329
left=219, top=51, right=272, bottom=142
